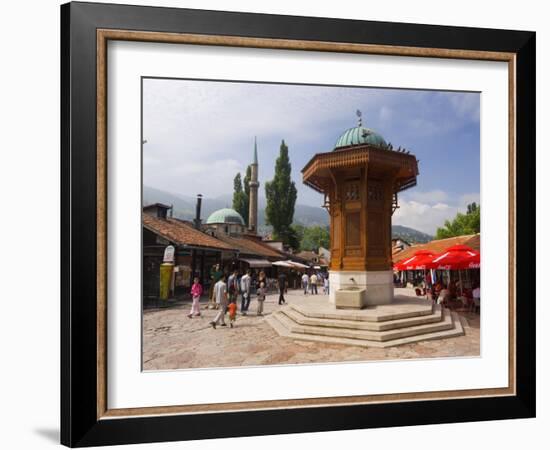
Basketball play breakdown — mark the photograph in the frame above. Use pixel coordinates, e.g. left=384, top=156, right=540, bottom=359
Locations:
left=141, top=78, right=481, bottom=371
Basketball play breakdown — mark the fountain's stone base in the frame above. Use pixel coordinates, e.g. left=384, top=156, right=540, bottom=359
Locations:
left=267, top=271, right=467, bottom=348
left=334, top=287, right=366, bottom=309
left=329, top=270, right=393, bottom=306
left=266, top=296, right=466, bottom=348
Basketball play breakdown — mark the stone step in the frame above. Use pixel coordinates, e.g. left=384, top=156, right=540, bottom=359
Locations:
left=288, top=295, right=434, bottom=322
left=273, top=308, right=456, bottom=342
left=281, top=304, right=443, bottom=332
left=266, top=311, right=465, bottom=348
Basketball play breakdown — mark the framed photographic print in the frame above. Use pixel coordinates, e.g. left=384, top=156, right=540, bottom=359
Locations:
left=61, top=1, right=536, bottom=447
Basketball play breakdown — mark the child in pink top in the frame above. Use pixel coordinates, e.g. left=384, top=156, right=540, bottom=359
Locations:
left=188, top=277, right=203, bottom=318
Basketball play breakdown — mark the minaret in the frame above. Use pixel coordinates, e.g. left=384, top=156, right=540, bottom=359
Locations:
left=248, top=137, right=259, bottom=233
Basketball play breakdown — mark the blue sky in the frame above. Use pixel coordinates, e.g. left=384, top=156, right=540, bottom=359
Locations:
left=143, top=78, right=480, bottom=234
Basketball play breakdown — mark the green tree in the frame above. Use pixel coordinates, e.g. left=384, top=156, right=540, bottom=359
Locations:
left=232, top=173, right=248, bottom=224
left=436, top=202, right=480, bottom=239
left=274, top=226, right=300, bottom=251
left=300, top=225, right=330, bottom=251
left=292, top=224, right=305, bottom=252
left=265, top=140, right=298, bottom=248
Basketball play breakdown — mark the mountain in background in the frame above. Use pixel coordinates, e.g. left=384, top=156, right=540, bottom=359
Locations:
left=143, top=185, right=433, bottom=243
left=391, top=225, right=433, bottom=244
left=143, top=185, right=329, bottom=227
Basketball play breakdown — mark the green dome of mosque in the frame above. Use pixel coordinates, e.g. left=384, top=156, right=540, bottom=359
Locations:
left=206, top=208, right=245, bottom=225
left=334, top=125, right=387, bottom=150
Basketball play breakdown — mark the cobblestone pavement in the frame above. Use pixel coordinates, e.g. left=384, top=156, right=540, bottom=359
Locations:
left=143, top=289, right=480, bottom=371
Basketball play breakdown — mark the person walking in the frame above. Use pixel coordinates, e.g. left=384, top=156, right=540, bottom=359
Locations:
left=277, top=272, right=287, bottom=305
left=227, top=300, right=237, bottom=328
left=240, top=269, right=252, bottom=315
left=472, top=284, right=481, bottom=313
left=210, top=276, right=228, bottom=329
left=301, top=272, right=309, bottom=295
left=208, top=264, right=223, bottom=309
left=324, top=276, right=329, bottom=295
left=227, top=270, right=239, bottom=305
left=309, top=272, right=318, bottom=295
left=187, top=277, right=203, bottom=318
left=256, top=281, right=266, bottom=316
left=258, top=270, right=266, bottom=291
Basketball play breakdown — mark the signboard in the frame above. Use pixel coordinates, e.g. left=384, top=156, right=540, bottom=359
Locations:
left=163, top=245, right=175, bottom=263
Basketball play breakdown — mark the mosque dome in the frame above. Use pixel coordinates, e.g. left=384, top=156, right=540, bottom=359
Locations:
left=334, top=125, right=387, bottom=150
left=206, top=208, right=245, bottom=225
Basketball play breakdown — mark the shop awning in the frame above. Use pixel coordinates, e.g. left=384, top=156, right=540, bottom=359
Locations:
left=272, top=260, right=310, bottom=270
left=287, top=260, right=310, bottom=269
left=272, top=261, right=294, bottom=268
left=239, top=258, right=272, bottom=268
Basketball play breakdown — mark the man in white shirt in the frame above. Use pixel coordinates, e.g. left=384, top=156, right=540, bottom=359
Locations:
left=309, top=273, right=318, bottom=295
left=437, top=287, right=450, bottom=305
left=472, top=285, right=481, bottom=312
left=301, top=273, right=309, bottom=295
left=240, top=270, right=252, bottom=315
left=210, top=276, right=228, bottom=329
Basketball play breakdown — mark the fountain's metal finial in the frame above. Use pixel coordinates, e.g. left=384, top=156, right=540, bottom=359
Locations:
left=356, top=109, right=362, bottom=127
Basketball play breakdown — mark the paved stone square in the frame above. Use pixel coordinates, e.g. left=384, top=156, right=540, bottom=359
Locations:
left=143, top=288, right=480, bottom=371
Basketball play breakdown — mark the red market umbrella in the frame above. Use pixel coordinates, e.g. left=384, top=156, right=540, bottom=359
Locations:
left=461, top=251, right=480, bottom=269
left=394, top=250, right=436, bottom=271
left=394, top=250, right=436, bottom=299
left=429, top=244, right=480, bottom=270
left=428, top=245, right=480, bottom=298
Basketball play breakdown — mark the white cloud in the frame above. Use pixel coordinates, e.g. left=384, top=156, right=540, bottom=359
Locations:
left=141, top=79, right=479, bottom=215
left=393, top=191, right=480, bottom=235
left=142, top=78, right=401, bottom=198
left=393, top=200, right=457, bottom=235
left=407, top=189, right=449, bottom=204
left=143, top=158, right=243, bottom=198
left=459, top=192, right=481, bottom=206
left=142, top=79, right=392, bottom=155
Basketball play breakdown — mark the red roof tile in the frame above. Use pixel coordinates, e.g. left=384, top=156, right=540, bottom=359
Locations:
left=215, top=234, right=285, bottom=259
left=392, top=247, right=406, bottom=258
left=143, top=214, right=236, bottom=251
left=296, top=251, right=319, bottom=262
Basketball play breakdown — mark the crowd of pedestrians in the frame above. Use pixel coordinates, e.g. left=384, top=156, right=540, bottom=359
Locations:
left=301, top=271, right=329, bottom=295
left=186, top=265, right=329, bottom=330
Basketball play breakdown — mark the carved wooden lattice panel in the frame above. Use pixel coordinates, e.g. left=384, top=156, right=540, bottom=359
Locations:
left=367, top=211, right=385, bottom=257
left=368, top=180, right=384, bottom=205
left=332, top=210, right=341, bottom=250
left=344, top=181, right=360, bottom=201
left=346, top=212, right=361, bottom=247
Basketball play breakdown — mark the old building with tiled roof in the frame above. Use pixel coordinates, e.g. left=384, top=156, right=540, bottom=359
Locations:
left=215, top=234, right=283, bottom=259
left=142, top=204, right=239, bottom=300
left=143, top=213, right=237, bottom=252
